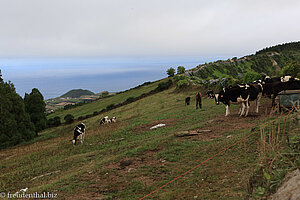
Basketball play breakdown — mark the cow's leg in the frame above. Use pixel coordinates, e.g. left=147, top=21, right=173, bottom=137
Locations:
left=245, top=101, right=250, bottom=117
left=240, top=103, right=245, bottom=116
left=225, top=105, right=230, bottom=116
left=82, top=132, right=85, bottom=143
left=79, top=134, right=83, bottom=144
left=256, top=93, right=262, bottom=113
left=238, top=105, right=242, bottom=115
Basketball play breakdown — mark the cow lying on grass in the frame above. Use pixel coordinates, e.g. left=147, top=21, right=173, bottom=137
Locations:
left=100, top=116, right=109, bottom=125
left=100, top=116, right=117, bottom=125
left=71, top=123, right=86, bottom=145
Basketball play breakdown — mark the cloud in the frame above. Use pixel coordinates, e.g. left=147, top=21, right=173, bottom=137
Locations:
left=0, top=0, right=299, bottom=58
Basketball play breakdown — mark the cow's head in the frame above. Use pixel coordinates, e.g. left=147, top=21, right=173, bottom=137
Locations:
left=215, top=90, right=225, bottom=105
left=206, top=90, right=215, bottom=99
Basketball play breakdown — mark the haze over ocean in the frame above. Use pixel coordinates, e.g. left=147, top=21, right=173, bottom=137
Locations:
left=1, top=57, right=224, bottom=99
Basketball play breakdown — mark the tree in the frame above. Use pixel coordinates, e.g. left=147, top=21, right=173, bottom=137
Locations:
left=177, top=66, right=186, bottom=74
left=0, top=78, right=35, bottom=149
left=24, top=88, right=47, bottom=136
left=166, top=67, right=175, bottom=77
left=64, top=114, right=75, bottom=124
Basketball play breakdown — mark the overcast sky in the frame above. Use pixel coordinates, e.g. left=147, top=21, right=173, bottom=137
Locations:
left=0, top=0, right=299, bottom=58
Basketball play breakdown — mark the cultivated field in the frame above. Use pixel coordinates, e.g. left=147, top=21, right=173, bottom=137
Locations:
left=0, top=83, right=299, bottom=199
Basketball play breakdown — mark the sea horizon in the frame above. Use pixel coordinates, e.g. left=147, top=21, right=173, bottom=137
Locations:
left=0, top=57, right=231, bottom=99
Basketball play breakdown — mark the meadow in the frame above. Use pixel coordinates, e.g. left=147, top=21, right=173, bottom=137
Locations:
left=0, top=82, right=299, bottom=199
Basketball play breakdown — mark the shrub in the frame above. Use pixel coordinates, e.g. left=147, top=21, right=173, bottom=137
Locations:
left=106, top=104, right=115, bottom=110
left=125, top=97, right=135, bottom=103
left=64, top=114, right=75, bottom=124
left=156, top=79, right=173, bottom=91
left=242, top=71, right=262, bottom=84
left=176, top=79, right=190, bottom=89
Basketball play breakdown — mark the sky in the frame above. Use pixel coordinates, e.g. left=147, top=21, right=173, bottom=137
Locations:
left=0, top=0, right=300, bottom=98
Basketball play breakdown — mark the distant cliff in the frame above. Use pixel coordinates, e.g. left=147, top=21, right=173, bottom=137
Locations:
left=60, top=89, right=95, bottom=98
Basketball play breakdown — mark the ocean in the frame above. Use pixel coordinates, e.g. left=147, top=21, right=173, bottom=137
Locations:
left=1, top=57, right=217, bottom=99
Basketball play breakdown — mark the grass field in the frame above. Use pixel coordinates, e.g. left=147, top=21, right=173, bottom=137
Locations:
left=0, top=82, right=299, bottom=199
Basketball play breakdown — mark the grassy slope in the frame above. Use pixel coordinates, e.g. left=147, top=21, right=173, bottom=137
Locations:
left=47, top=79, right=166, bottom=122
left=1, top=83, right=277, bottom=199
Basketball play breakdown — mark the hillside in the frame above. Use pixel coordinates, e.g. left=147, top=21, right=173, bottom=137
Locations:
left=60, top=89, right=95, bottom=98
left=1, top=42, right=299, bottom=199
left=1, top=82, right=298, bottom=199
left=47, top=79, right=166, bottom=122
left=185, top=41, right=300, bottom=82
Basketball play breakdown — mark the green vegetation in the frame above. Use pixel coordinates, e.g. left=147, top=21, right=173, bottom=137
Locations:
left=187, top=41, right=300, bottom=83
left=166, top=67, right=175, bottom=77
left=24, top=88, right=47, bottom=136
left=0, top=76, right=35, bottom=149
left=1, top=82, right=298, bottom=199
left=47, top=79, right=168, bottom=123
left=1, top=42, right=300, bottom=199
left=61, top=89, right=95, bottom=98
left=177, top=66, right=186, bottom=74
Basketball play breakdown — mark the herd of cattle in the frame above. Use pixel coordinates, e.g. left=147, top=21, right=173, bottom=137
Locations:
left=71, top=116, right=117, bottom=145
left=71, top=75, right=299, bottom=145
left=205, top=75, right=300, bottom=117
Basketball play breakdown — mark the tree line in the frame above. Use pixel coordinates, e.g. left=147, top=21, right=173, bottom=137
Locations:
left=0, top=70, right=47, bottom=149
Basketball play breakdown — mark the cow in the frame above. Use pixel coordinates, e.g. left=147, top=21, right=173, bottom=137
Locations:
left=196, top=92, right=202, bottom=109
left=206, top=90, right=215, bottom=99
left=262, top=80, right=300, bottom=107
left=214, top=84, right=263, bottom=117
left=100, top=116, right=109, bottom=125
left=110, top=117, right=117, bottom=123
left=72, top=123, right=86, bottom=145
left=185, top=97, right=191, bottom=106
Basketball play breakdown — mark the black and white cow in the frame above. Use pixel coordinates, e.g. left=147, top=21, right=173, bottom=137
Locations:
left=262, top=79, right=300, bottom=107
left=110, top=116, right=117, bottom=123
left=196, top=92, right=202, bottom=109
left=100, top=116, right=109, bottom=125
left=206, top=90, right=215, bottom=99
left=214, top=84, right=263, bottom=117
left=185, top=97, right=191, bottom=106
left=72, top=123, right=86, bottom=145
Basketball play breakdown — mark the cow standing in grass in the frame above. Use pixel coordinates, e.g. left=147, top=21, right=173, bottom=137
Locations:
left=214, top=84, right=262, bottom=117
left=196, top=92, right=202, bottom=109
left=72, top=123, right=86, bottom=145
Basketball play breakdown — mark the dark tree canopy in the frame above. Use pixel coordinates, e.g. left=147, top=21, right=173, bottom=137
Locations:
left=0, top=78, right=35, bottom=149
left=24, top=88, right=47, bottom=135
left=167, top=67, right=175, bottom=77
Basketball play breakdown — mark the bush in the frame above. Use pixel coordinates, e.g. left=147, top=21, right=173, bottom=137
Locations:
left=280, top=61, right=300, bottom=77
left=125, top=97, right=135, bottom=103
left=47, top=116, right=61, bottom=127
left=106, top=104, right=115, bottom=110
left=176, top=79, right=190, bottom=89
left=242, top=71, right=262, bottom=84
left=64, top=114, right=75, bottom=124
left=156, top=79, right=173, bottom=91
